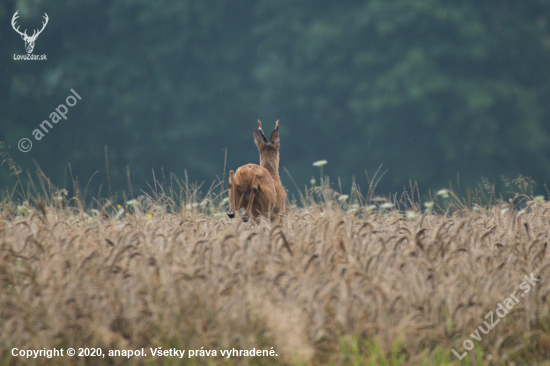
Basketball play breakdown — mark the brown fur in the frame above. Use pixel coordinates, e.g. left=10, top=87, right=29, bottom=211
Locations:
left=227, top=120, right=287, bottom=221
left=228, top=164, right=278, bottom=221
left=253, top=120, right=287, bottom=216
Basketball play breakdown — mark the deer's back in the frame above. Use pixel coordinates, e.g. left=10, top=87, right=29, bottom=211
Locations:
left=235, top=164, right=276, bottom=193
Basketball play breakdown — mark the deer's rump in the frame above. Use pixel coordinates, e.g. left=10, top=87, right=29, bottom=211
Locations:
left=230, top=164, right=278, bottom=219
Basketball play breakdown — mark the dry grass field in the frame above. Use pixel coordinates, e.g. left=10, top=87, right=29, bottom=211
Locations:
left=1, top=179, right=550, bottom=366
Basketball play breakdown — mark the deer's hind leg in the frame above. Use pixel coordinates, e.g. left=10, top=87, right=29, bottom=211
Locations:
left=227, top=170, right=237, bottom=219
left=242, top=174, right=260, bottom=222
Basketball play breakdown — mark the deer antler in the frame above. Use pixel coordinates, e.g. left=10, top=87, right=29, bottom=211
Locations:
left=30, top=13, right=49, bottom=40
left=11, top=11, right=48, bottom=40
left=11, top=11, right=28, bottom=37
left=274, top=120, right=279, bottom=131
left=257, top=120, right=268, bottom=142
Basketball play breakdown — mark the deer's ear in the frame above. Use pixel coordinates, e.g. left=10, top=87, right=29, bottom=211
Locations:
left=254, top=130, right=264, bottom=148
left=270, top=130, right=280, bottom=148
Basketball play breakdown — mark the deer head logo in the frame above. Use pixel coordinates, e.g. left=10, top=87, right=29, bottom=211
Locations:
left=11, top=11, right=49, bottom=54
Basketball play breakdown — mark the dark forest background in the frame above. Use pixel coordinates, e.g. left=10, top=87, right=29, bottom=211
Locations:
left=1, top=0, right=550, bottom=202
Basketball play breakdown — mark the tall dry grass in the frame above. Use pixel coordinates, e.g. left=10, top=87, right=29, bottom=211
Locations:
left=1, top=185, right=550, bottom=365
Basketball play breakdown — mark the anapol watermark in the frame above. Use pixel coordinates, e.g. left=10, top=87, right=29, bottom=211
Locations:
left=18, top=89, right=82, bottom=153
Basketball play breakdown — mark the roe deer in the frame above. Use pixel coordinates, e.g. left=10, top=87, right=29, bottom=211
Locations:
left=254, top=120, right=287, bottom=216
left=227, top=164, right=278, bottom=222
left=227, top=120, right=286, bottom=222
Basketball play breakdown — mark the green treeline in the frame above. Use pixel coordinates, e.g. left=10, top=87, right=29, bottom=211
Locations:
left=1, top=0, right=549, bottom=199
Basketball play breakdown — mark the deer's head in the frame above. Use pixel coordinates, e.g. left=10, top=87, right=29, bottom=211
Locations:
left=12, top=11, right=49, bottom=54
left=253, top=120, right=281, bottom=174
left=254, top=119, right=280, bottom=155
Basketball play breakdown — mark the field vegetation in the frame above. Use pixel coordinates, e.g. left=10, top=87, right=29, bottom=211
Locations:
left=1, top=162, right=549, bottom=365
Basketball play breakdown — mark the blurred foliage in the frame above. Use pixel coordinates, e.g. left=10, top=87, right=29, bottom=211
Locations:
left=1, top=0, right=550, bottom=200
